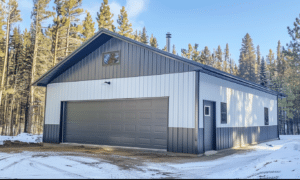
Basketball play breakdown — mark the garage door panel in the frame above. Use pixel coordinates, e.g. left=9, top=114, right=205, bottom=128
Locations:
left=64, top=98, right=168, bottom=149
left=138, top=125, right=151, bottom=132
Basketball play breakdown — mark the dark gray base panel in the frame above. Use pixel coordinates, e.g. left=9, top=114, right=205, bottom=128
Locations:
left=215, top=125, right=278, bottom=150
left=198, top=128, right=204, bottom=154
left=43, top=124, right=60, bottom=143
left=168, top=127, right=198, bottom=154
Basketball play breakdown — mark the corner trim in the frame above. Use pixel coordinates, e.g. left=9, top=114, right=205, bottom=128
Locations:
left=194, top=71, right=199, bottom=154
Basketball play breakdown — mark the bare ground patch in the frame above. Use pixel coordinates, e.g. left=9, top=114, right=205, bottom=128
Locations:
left=0, top=142, right=254, bottom=175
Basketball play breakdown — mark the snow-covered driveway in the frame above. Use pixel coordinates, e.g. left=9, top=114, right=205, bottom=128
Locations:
left=0, top=135, right=299, bottom=179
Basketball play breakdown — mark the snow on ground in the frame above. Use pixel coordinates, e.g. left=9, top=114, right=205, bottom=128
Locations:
left=0, top=133, right=42, bottom=145
left=159, top=135, right=300, bottom=179
left=0, top=135, right=299, bottom=179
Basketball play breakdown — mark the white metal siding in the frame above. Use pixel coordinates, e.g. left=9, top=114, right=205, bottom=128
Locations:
left=45, top=72, right=196, bottom=128
left=199, top=73, right=277, bottom=128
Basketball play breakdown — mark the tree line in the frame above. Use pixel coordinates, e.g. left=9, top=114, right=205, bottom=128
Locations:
left=0, top=0, right=299, bottom=135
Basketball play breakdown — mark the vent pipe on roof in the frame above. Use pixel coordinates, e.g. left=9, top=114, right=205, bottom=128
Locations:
left=166, top=32, right=171, bottom=53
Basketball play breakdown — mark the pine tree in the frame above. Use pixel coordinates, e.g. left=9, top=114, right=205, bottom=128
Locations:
left=82, top=11, right=95, bottom=41
left=233, top=64, right=239, bottom=76
left=282, top=14, right=300, bottom=121
left=0, top=3, right=4, bottom=58
left=191, top=44, right=200, bottom=61
left=197, top=51, right=206, bottom=65
left=61, top=0, right=83, bottom=57
left=260, top=56, right=267, bottom=87
left=50, top=0, right=65, bottom=66
left=276, top=40, right=286, bottom=76
left=256, top=45, right=261, bottom=83
left=172, top=44, right=176, bottom=55
left=97, top=0, right=114, bottom=31
left=238, top=33, right=257, bottom=82
left=6, top=26, right=23, bottom=135
left=149, top=34, right=158, bottom=48
left=229, top=58, right=238, bottom=76
left=181, top=44, right=193, bottom=59
left=223, top=43, right=230, bottom=73
left=19, top=28, right=32, bottom=134
left=203, top=46, right=213, bottom=66
left=117, top=6, right=132, bottom=38
left=162, top=45, right=167, bottom=51
left=138, top=30, right=142, bottom=40
left=215, top=45, right=222, bottom=70
left=266, top=49, right=276, bottom=82
left=140, top=27, right=148, bottom=45
left=0, top=0, right=22, bottom=105
left=133, top=30, right=139, bottom=41
left=28, top=0, right=54, bottom=133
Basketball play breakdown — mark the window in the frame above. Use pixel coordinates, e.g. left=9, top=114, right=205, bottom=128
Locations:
left=264, top=107, right=269, bottom=125
left=204, top=106, right=210, bottom=116
left=102, top=51, right=120, bottom=65
left=221, top=102, right=227, bottom=124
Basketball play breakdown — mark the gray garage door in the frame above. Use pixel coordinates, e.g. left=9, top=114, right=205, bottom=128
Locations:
left=62, top=98, right=168, bottom=150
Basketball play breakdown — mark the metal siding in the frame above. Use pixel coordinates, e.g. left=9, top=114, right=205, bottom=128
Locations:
left=177, top=128, right=183, bottom=152
left=87, top=52, right=94, bottom=80
left=165, top=57, right=170, bottom=74
left=172, top=128, right=177, bottom=152
left=198, top=128, right=204, bottom=153
left=178, top=62, right=183, bottom=73
left=184, top=64, right=189, bottom=72
left=167, top=128, right=172, bottom=152
left=45, top=72, right=197, bottom=153
left=152, top=53, right=157, bottom=75
left=169, top=59, right=175, bottom=73
left=161, top=56, right=166, bottom=74
left=45, top=72, right=196, bottom=126
left=144, top=50, right=148, bottom=76
left=214, top=125, right=278, bottom=150
left=140, top=48, right=144, bottom=76
left=183, top=128, right=188, bottom=153
left=187, top=128, right=193, bottom=153
left=43, top=124, right=60, bottom=143
left=174, top=61, right=179, bottom=73
left=136, top=46, right=141, bottom=77
left=50, top=37, right=199, bottom=85
left=200, top=72, right=278, bottom=129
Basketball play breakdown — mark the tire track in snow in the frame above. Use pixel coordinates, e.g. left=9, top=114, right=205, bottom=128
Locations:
left=61, top=156, right=105, bottom=170
left=29, top=160, right=86, bottom=178
left=0, top=158, right=27, bottom=171
left=173, top=153, right=271, bottom=178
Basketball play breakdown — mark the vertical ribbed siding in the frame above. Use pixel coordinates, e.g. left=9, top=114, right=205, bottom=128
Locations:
left=44, top=72, right=197, bottom=153
left=199, top=73, right=278, bottom=129
left=215, top=125, right=278, bottom=150
left=50, top=38, right=198, bottom=84
left=43, top=125, right=60, bottom=143
left=167, top=127, right=197, bottom=153
left=45, top=72, right=196, bottom=128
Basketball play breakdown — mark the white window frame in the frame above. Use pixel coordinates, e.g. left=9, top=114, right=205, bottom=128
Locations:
left=204, top=106, right=210, bottom=116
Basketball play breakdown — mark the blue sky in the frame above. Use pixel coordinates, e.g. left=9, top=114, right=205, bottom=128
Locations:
left=18, top=0, right=300, bottom=63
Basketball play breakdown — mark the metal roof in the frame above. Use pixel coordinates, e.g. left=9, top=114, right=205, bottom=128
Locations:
left=32, top=29, right=286, bottom=98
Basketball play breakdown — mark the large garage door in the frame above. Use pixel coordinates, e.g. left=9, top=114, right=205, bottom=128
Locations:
left=62, top=98, right=168, bottom=150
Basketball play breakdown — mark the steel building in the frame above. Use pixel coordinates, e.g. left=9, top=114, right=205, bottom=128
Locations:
left=33, top=29, right=286, bottom=154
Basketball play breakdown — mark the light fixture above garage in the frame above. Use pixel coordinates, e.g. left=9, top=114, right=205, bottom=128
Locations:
left=104, top=81, right=111, bottom=85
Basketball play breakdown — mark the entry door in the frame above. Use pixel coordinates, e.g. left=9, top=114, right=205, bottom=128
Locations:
left=203, top=100, right=216, bottom=151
